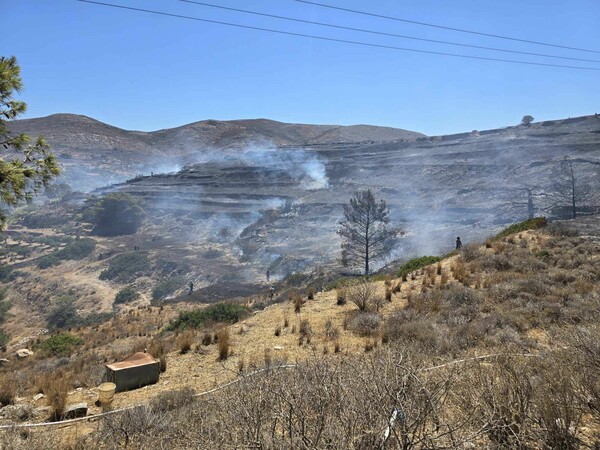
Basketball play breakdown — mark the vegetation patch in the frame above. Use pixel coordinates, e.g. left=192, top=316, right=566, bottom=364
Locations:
left=152, top=276, right=184, bottom=301
left=397, top=255, right=441, bottom=278
left=42, top=333, right=82, bottom=355
left=167, top=303, right=250, bottom=331
left=99, top=252, right=151, bottom=282
left=493, top=217, right=547, bottom=240
left=36, top=238, right=96, bottom=269
left=114, top=286, right=140, bottom=304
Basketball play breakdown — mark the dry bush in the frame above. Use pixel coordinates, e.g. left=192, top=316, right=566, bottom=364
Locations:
left=348, top=311, right=381, bottom=337
left=291, top=291, right=304, bottom=313
left=201, top=332, right=212, bottom=346
left=150, top=387, right=195, bottom=414
left=298, top=319, right=312, bottom=345
left=274, top=325, right=281, bottom=336
left=307, top=287, right=315, bottom=300
left=451, top=259, right=468, bottom=283
left=323, top=319, right=340, bottom=341
left=347, top=280, right=384, bottom=311
left=217, top=328, right=230, bottom=361
left=45, top=374, right=71, bottom=420
left=336, top=288, right=346, bottom=305
left=0, top=374, right=16, bottom=406
left=177, top=330, right=194, bottom=354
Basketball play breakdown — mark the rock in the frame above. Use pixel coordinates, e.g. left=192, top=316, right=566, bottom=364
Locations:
left=0, top=358, right=9, bottom=365
left=273, top=346, right=284, bottom=350
left=33, top=393, right=45, bottom=401
left=64, top=402, right=88, bottom=419
left=16, top=349, right=33, bottom=358
left=33, top=406, right=53, bottom=418
left=1, top=404, right=33, bottom=420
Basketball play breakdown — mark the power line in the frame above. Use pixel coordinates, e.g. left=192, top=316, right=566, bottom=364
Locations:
left=296, top=0, right=600, bottom=55
left=178, top=0, right=600, bottom=64
left=75, top=0, right=600, bottom=71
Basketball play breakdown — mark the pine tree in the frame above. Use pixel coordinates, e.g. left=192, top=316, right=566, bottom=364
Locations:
left=1, top=56, right=60, bottom=227
left=337, top=189, right=400, bottom=275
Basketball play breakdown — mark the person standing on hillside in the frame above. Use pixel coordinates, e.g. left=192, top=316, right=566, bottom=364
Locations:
left=266, top=270, right=270, bottom=282
left=456, top=237, right=463, bottom=250
left=188, top=281, right=194, bottom=295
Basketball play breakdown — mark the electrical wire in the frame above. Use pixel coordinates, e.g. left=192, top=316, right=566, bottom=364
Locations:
left=295, top=0, right=600, bottom=55
left=178, top=0, right=600, bottom=63
left=75, top=0, right=600, bottom=71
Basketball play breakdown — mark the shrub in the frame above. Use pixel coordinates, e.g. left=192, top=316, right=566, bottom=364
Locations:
left=45, top=376, right=70, bottom=421
left=0, top=375, right=15, bottom=406
left=88, top=193, right=146, bottom=236
left=336, top=288, right=347, bottom=305
left=0, top=267, right=16, bottom=282
left=347, top=281, right=384, bottom=312
left=217, top=328, right=230, bottom=360
left=114, top=286, right=140, bottom=304
left=324, top=319, right=340, bottom=341
left=99, top=252, right=151, bottom=282
left=167, top=303, right=249, bottom=331
left=57, top=238, right=96, bottom=260
left=307, top=287, right=316, bottom=300
left=37, top=254, right=60, bottom=269
left=461, top=243, right=481, bottom=262
left=150, top=388, right=195, bottom=414
left=397, top=256, right=441, bottom=278
left=42, top=333, right=82, bottom=355
left=348, top=312, right=381, bottom=337
left=152, top=276, right=184, bottom=301
left=177, top=331, right=194, bottom=354
left=47, top=297, right=78, bottom=329
left=36, top=239, right=96, bottom=269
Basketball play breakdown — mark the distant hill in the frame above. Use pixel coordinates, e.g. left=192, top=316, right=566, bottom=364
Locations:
left=8, top=113, right=424, bottom=156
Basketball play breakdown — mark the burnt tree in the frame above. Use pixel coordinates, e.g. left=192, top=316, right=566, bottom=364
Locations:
left=337, top=189, right=399, bottom=275
left=549, top=157, right=594, bottom=219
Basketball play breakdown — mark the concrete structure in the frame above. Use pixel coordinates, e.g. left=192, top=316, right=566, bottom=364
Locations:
left=105, top=352, right=160, bottom=392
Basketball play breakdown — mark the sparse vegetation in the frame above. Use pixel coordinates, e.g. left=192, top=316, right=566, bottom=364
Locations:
left=494, top=217, right=547, bottom=240
left=152, top=276, right=184, bottom=301
left=99, top=252, right=151, bottom=282
left=217, top=328, right=230, bottom=360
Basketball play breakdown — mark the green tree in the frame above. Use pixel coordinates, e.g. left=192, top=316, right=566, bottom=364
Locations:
left=337, top=189, right=401, bottom=275
left=521, top=115, right=534, bottom=126
left=1, top=56, right=60, bottom=227
left=89, top=193, right=145, bottom=236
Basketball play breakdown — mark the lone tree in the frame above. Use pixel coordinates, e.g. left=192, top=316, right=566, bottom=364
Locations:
left=0, top=56, right=60, bottom=228
left=337, top=189, right=400, bottom=275
left=521, top=115, right=534, bottom=126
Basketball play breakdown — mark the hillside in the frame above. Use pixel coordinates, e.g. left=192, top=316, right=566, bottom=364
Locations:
left=6, top=114, right=424, bottom=190
left=1, top=218, right=600, bottom=448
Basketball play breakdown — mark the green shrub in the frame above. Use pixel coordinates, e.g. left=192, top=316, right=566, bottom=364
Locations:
left=0, top=331, right=9, bottom=347
left=47, top=297, right=78, bottom=329
left=0, top=267, right=15, bottom=282
left=115, top=286, right=140, bottom=304
left=36, top=238, right=96, bottom=269
left=42, top=333, right=82, bottom=355
left=0, top=289, right=11, bottom=325
left=167, top=303, right=250, bottom=331
left=494, top=217, right=547, bottom=240
left=37, top=254, right=61, bottom=269
left=57, top=238, right=95, bottom=260
left=87, top=193, right=146, bottom=236
left=99, top=252, right=151, bottom=282
left=152, top=276, right=184, bottom=301
left=397, top=256, right=441, bottom=278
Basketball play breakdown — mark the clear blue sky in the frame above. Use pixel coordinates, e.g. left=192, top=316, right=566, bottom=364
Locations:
left=4, top=0, right=600, bottom=135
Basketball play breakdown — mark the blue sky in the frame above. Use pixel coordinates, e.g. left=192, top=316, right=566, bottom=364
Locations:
left=4, top=0, right=600, bottom=135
